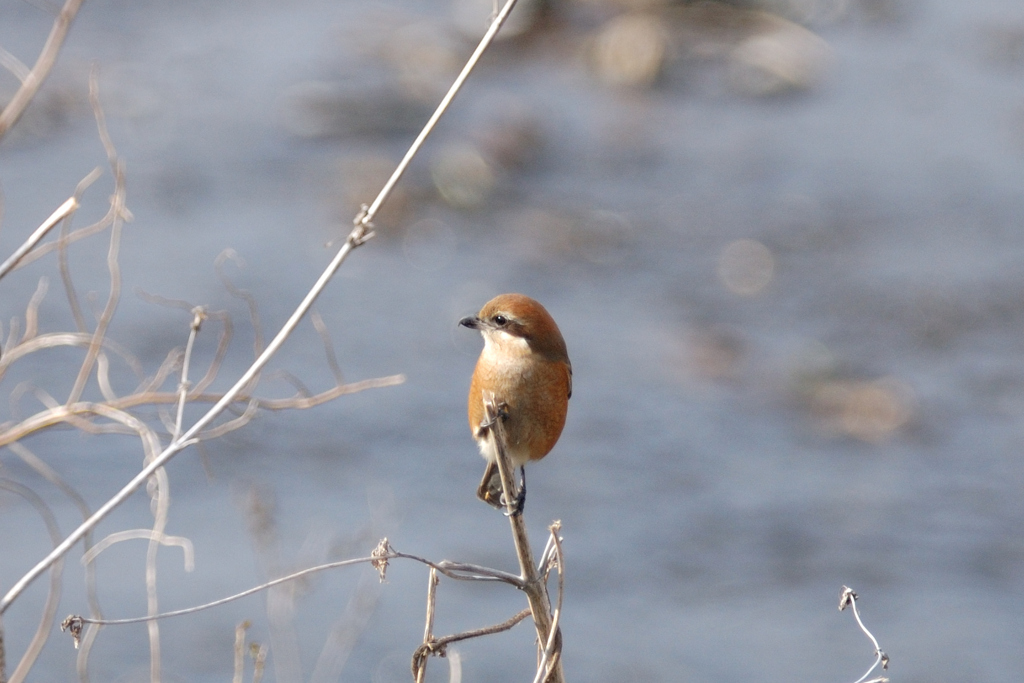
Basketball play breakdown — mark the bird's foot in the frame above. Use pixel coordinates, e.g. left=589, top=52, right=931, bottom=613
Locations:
left=478, top=401, right=510, bottom=433
left=501, top=466, right=526, bottom=517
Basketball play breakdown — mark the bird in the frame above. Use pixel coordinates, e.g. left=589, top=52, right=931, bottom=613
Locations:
left=459, top=293, right=572, bottom=515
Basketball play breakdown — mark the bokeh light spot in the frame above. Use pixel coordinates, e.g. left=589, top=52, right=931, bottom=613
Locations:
left=718, top=238, right=775, bottom=296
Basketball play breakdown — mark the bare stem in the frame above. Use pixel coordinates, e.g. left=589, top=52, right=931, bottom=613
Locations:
left=532, top=524, right=564, bottom=683
left=174, top=308, right=205, bottom=440
left=0, top=0, right=85, bottom=140
left=233, top=621, right=250, bottom=683
left=394, top=552, right=524, bottom=587
left=251, top=643, right=268, bottom=683
left=65, top=554, right=388, bottom=628
left=0, top=198, right=78, bottom=281
left=65, top=73, right=126, bottom=407
left=0, top=480, right=64, bottom=683
left=839, top=586, right=889, bottom=683
left=412, top=609, right=532, bottom=679
left=485, top=400, right=564, bottom=683
left=414, top=569, right=439, bottom=683
left=61, top=545, right=526, bottom=631
left=0, top=223, right=369, bottom=615
left=358, top=0, right=520, bottom=229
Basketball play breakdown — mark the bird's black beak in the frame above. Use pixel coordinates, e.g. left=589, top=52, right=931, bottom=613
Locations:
left=459, top=315, right=482, bottom=330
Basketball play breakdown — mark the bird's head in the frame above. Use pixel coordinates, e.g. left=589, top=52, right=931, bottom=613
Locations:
left=459, top=293, right=568, bottom=361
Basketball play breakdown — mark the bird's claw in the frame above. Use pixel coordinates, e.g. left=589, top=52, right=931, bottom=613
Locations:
left=479, top=402, right=510, bottom=432
left=501, top=487, right=526, bottom=517
left=500, top=466, right=527, bottom=517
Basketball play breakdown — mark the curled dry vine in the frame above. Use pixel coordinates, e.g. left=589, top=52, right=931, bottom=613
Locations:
left=0, top=49, right=400, bottom=683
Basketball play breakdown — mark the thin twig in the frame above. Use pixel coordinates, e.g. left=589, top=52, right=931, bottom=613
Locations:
left=0, top=375, right=405, bottom=448
left=0, top=198, right=78, bottom=281
left=1, top=219, right=372, bottom=612
left=233, top=621, right=250, bottom=683
left=58, top=167, right=106, bottom=334
left=95, top=352, right=118, bottom=402
left=411, top=609, right=532, bottom=679
left=358, top=0, right=521, bottom=229
left=423, top=569, right=439, bottom=644
left=269, top=369, right=312, bottom=398
left=215, top=250, right=265, bottom=365
left=310, top=309, right=344, bottom=385
left=532, top=524, right=564, bottom=683
left=0, top=46, right=31, bottom=83
left=21, top=277, right=49, bottom=343
left=81, top=529, right=194, bottom=568
left=251, top=643, right=268, bottom=683
left=195, top=398, right=259, bottom=440
left=4, top=319, right=20, bottom=361
left=66, top=72, right=127, bottom=407
left=0, top=0, right=84, bottom=139
left=447, top=648, right=462, bottom=683
left=0, top=480, right=63, bottom=683
left=536, top=532, right=558, bottom=577
left=485, top=399, right=564, bottom=683
left=839, top=586, right=889, bottom=683
left=128, top=293, right=230, bottom=395
left=66, top=553, right=392, bottom=627
left=60, top=543, right=527, bottom=633
left=0, top=331, right=138, bottom=381
left=174, top=308, right=205, bottom=440
left=414, top=569, right=440, bottom=683
left=3, top=441, right=104, bottom=682
left=143, top=468, right=169, bottom=683
left=397, top=553, right=524, bottom=587
left=9, top=168, right=124, bottom=272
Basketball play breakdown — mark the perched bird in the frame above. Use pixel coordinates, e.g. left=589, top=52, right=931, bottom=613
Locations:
left=459, top=293, right=572, bottom=514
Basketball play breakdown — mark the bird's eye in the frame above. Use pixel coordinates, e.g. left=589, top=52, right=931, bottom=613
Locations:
left=494, top=315, right=508, bottom=326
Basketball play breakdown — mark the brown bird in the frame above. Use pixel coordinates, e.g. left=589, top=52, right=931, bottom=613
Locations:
left=459, top=293, right=572, bottom=514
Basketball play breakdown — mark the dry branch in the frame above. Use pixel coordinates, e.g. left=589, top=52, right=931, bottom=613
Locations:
left=60, top=542, right=525, bottom=630
left=65, top=71, right=127, bottom=407
left=0, top=0, right=85, bottom=140
left=412, top=608, right=532, bottom=681
left=0, top=215, right=390, bottom=613
left=413, top=569, right=439, bottom=683
left=839, top=586, right=889, bottom=683
left=0, top=480, right=63, bottom=683
left=233, top=621, right=251, bottom=683
left=0, top=198, right=78, bottom=281
left=2, top=1, right=542, bottom=680
left=1, top=0, right=523, bottom=618
left=484, top=398, right=564, bottom=683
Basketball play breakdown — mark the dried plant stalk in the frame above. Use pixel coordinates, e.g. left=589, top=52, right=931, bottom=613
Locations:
left=0, top=0, right=85, bottom=140
left=484, top=399, right=564, bottom=683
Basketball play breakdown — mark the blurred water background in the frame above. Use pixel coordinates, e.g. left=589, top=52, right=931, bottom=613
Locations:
left=2, top=0, right=1024, bottom=680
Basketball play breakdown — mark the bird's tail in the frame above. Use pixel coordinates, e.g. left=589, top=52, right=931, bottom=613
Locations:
left=476, top=461, right=503, bottom=509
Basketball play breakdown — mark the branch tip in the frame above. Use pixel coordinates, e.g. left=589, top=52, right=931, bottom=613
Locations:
left=60, top=615, right=83, bottom=649
left=839, top=585, right=857, bottom=611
